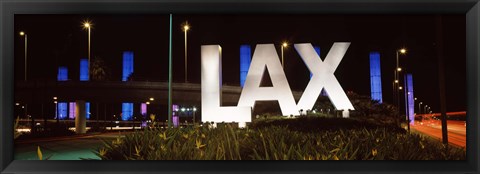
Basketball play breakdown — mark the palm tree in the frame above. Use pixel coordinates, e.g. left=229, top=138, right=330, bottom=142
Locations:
left=90, top=56, right=110, bottom=131
left=90, top=56, right=109, bottom=81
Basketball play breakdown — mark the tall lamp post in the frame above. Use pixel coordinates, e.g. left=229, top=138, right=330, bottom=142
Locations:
left=182, top=23, right=190, bottom=83
left=192, top=107, right=197, bottom=125
left=394, top=48, right=406, bottom=114
left=19, top=31, right=27, bottom=81
left=418, top=102, right=423, bottom=115
left=281, top=42, right=288, bottom=68
left=83, top=21, right=92, bottom=79
left=423, top=105, right=428, bottom=114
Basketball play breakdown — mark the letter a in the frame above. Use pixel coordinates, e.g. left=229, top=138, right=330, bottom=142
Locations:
left=237, top=44, right=299, bottom=116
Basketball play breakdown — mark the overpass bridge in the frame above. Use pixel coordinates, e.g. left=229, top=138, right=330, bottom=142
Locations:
left=15, top=80, right=303, bottom=110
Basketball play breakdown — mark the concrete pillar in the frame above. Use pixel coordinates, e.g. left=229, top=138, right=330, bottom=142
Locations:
left=75, top=100, right=86, bottom=134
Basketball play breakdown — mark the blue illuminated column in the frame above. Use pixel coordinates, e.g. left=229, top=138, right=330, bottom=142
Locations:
left=58, top=67, right=68, bottom=81
left=57, top=66, right=69, bottom=120
left=122, top=51, right=134, bottom=81
left=122, top=103, right=134, bottom=121
left=172, top=104, right=179, bottom=127
left=369, top=52, right=383, bottom=103
left=240, top=45, right=251, bottom=87
left=406, top=74, right=415, bottom=125
left=58, top=102, right=68, bottom=120
left=80, top=59, right=89, bottom=81
left=69, top=102, right=76, bottom=119
left=140, top=103, right=147, bottom=127
left=141, top=103, right=147, bottom=116
left=121, top=51, right=135, bottom=120
left=85, top=102, right=90, bottom=120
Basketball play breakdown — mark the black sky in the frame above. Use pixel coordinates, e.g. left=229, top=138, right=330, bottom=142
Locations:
left=14, top=14, right=466, bottom=112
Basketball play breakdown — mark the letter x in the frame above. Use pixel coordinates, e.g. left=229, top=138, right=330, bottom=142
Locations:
left=295, top=43, right=355, bottom=113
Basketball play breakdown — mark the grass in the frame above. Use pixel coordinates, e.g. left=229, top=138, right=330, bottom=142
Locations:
left=95, top=117, right=465, bottom=160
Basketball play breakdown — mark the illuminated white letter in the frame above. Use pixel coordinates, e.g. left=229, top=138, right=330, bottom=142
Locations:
left=237, top=44, right=299, bottom=116
left=201, top=45, right=251, bottom=127
left=295, top=43, right=354, bottom=117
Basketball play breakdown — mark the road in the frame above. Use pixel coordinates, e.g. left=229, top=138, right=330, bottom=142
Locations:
left=411, top=120, right=466, bottom=148
left=15, top=132, right=124, bottom=160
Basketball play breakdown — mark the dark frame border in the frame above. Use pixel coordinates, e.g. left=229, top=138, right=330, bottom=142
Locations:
left=1, top=0, right=478, bottom=173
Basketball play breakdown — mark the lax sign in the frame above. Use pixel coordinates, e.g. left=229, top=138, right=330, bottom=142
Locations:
left=201, top=43, right=354, bottom=127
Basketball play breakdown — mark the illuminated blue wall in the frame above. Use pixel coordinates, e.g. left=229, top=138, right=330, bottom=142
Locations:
left=58, top=102, right=68, bottom=120
left=240, top=45, right=251, bottom=87
left=310, top=46, right=321, bottom=79
left=406, top=74, right=415, bottom=125
left=122, top=51, right=134, bottom=81
left=122, top=103, right=134, bottom=121
left=80, top=59, right=89, bottom=81
left=369, top=52, right=383, bottom=103
left=57, top=67, right=68, bottom=81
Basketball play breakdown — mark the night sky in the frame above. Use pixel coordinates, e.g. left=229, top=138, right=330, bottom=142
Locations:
left=14, top=14, right=466, bottom=112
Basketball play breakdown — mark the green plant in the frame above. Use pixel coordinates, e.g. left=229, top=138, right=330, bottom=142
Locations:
left=96, top=121, right=465, bottom=160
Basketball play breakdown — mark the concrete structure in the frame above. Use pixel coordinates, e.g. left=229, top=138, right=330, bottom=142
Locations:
left=75, top=100, right=86, bottom=134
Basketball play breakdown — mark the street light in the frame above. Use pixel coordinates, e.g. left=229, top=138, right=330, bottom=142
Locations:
left=149, top=97, right=154, bottom=101
left=183, top=22, right=190, bottom=83
left=83, top=21, right=92, bottom=79
left=281, top=42, right=288, bottom=68
left=394, top=48, right=407, bottom=115
left=424, top=105, right=428, bottom=114
left=192, top=106, right=197, bottom=125
left=419, top=102, right=423, bottom=115
left=19, top=31, right=27, bottom=81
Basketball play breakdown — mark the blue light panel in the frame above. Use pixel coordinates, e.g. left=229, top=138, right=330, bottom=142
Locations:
left=57, top=67, right=68, bottom=81
left=369, top=52, right=383, bottom=103
left=58, top=102, right=68, bottom=120
left=122, top=51, right=134, bottom=81
left=406, top=74, right=415, bottom=124
left=122, top=103, right=134, bottom=120
left=80, top=59, right=89, bottom=81
left=310, top=46, right=321, bottom=79
left=240, top=45, right=251, bottom=87
left=85, top=102, right=90, bottom=120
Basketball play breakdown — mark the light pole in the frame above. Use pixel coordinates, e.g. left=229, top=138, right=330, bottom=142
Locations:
left=394, top=48, right=406, bottom=114
left=424, top=105, right=428, bottom=114
left=418, top=102, right=423, bottom=115
left=281, top=42, right=288, bottom=68
left=83, top=21, right=92, bottom=79
left=193, top=106, right=197, bottom=125
left=19, top=31, right=27, bottom=81
left=182, top=23, right=190, bottom=82
left=53, top=96, right=58, bottom=124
